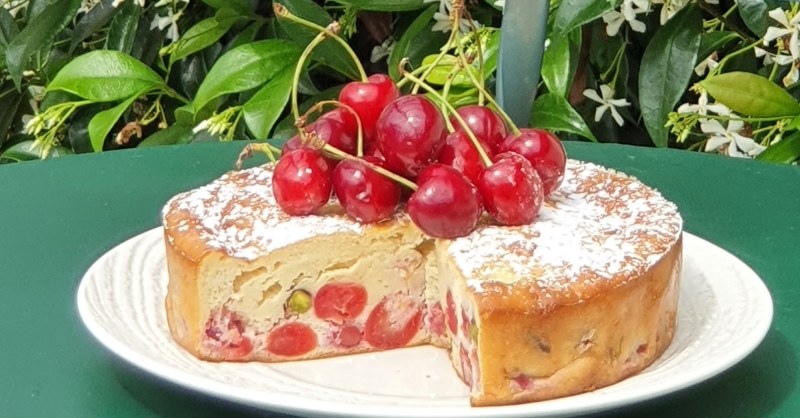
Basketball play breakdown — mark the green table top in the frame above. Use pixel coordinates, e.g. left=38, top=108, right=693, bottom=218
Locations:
left=1, top=141, right=798, bottom=418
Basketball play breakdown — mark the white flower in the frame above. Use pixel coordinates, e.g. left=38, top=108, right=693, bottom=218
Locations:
left=151, top=8, right=183, bottom=41
left=493, top=0, right=504, bottom=9
left=2, top=0, right=26, bottom=17
left=676, top=91, right=730, bottom=117
left=651, top=0, right=690, bottom=25
left=694, top=52, right=719, bottom=76
left=583, top=84, right=630, bottom=126
left=428, top=0, right=479, bottom=33
left=763, top=7, right=800, bottom=61
left=784, top=63, right=800, bottom=87
left=602, top=0, right=649, bottom=37
left=370, top=37, right=395, bottom=64
left=701, top=119, right=765, bottom=158
left=754, top=47, right=794, bottom=66
left=111, top=0, right=146, bottom=7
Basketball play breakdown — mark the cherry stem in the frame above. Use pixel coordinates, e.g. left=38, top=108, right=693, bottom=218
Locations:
left=455, top=47, right=522, bottom=136
left=235, top=143, right=282, bottom=170
left=395, top=63, right=434, bottom=89
left=411, top=2, right=460, bottom=95
left=400, top=63, right=493, bottom=168
left=314, top=140, right=418, bottom=190
left=274, top=3, right=368, bottom=82
left=440, top=67, right=459, bottom=132
left=301, top=99, right=365, bottom=157
left=292, top=31, right=328, bottom=138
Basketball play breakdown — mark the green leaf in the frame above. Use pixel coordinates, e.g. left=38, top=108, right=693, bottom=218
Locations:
left=420, top=54, right=477, bottom=87
left=530, top=93, right=597, bottom=142
left=756, top=132, right=800, bottom=164
left=87, top=92, right=144, bottom=152
left=277, top=0, right=360, bottom=80
left=243, top=66, right=294, bottom=139
left=700, top=72, right=800, bottom=117
left=48, top=50, right=165, bottom=102
left=329, top=0, right=426, bottom=11
left=639, top=5, right=701, bottom=147
left=541, top=28, right=581, bottom=97
left=106, top=0, right=141, bottom=54
left=0, top=8, right=19, bottom=70
left=698, top=31, right=739, bottom=59
left=225, top=21, right=261, bottom=52
left=170, top=15, right=237, bottom=64
left=738, top=0, right=769, bottom=37
left=0, top=90, right=22, bottom=148
left=200, top=0, right=252, bottom=15
left=138, top=124, right=195, bottom=147
left=786, top=115, right=800, bottom=131
left=552, top=0, right=619, bottom=39
left=0, top=140, right=72, bottom=162
left=192, top=39, right=300, bottom=113
left=4, top=0, right=81, bottom=88
left=70, top=0, right=116, bottom=52
left=388, top=4, right=438, bottom=81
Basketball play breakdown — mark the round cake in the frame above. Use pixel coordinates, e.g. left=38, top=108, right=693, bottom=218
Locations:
left=161, top=159, right=683, bottom=406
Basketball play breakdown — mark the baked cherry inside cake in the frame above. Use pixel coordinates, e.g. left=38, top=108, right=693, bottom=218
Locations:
left=161, top=159, right=682, bottom=406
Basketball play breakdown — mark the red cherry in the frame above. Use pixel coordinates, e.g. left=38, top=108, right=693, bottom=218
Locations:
left=332, top=157, right=401, bottom=223
left=460, top=308, right=471, bottom=337
left=318, top=108, right=358, bottom=139
left=281, top=117, right=356, bottom=158
left=477, top=153, right=544, bottom=225
left=313, top=282, right=368, bottom=323
left=272, top=148, right=332, bottom=216
left=460, top=344, right=474, bottom=386
left=266, top=322, right=318, bottom=357
left=203, top=309, right=253, bottom=359
left=364, top=291, right=423, bottom=349
left=407, top=164, right=482, bottom=239
left=334, top=324, right=363, bottom=348
left=445, top=290, right=457, bottom=335
left=452, top=105, right=508, bottom=153
left=426, top=302, right=446, bottom=337
left=338, top=73, right=400, bottom=144
left=376, top=95, right=447, bottom=179
left=500, top=128, right=566, bottom=196
left=437, top=131, right=493, bottom=185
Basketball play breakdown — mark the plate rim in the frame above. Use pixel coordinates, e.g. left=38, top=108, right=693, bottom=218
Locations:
left=76, top=229, right=774, bottom=418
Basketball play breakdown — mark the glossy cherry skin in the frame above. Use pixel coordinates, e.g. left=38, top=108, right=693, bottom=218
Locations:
left=452, top=105, right=508, bottom=153
left=272, top=148, right=332, bottom=216
left=477, top=152, right=544, bottom=225
left=281, top=117, right=357, bottom=158
left=332, top=156, right=401, bottom=223
left=338, top=73, right=400, bottom=144
left=318, top=107, right=358, bottom=139
left=437, top=131, right=493, bottom=185
left=500, top=128, right=566, bottom=196
left=407, top=164, right=482, bottom=238
left=376, top=95, right=447, bottom=179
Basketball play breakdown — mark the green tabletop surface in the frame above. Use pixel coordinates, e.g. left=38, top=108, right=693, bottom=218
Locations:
left=1, top=141, right=798, bottom=418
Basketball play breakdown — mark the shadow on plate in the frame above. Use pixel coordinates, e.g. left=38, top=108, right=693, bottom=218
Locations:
left=594, top=329, right=795, bottom=418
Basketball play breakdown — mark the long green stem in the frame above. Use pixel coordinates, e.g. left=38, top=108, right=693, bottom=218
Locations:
left=321, top=143, right=418, bottom=190
left=292, top=32, right=329, bottom=134
left=710, top=39, right=761, bottom=76
left=455, top=48, right=521, bottom=136
left=274, top=3, right=367, bottom=81
left=401, top=67, right=492, bottom=167
left=412, top=1, right=461, bottom=94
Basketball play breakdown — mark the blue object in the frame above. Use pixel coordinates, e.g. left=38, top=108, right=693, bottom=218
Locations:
left=496, top=0, right=550, bottom=128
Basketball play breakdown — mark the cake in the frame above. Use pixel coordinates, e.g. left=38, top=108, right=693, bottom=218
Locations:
left=161, top=159, right=683, bottom=406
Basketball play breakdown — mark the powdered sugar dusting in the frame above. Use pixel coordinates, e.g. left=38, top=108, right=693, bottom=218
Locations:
left=449, top=160, right=682, bottom=293
left=163, top=166, right=363, bottom=260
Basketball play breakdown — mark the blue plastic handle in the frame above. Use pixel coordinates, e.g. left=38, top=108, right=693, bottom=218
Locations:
left=496, top=0, right=550, bottom=128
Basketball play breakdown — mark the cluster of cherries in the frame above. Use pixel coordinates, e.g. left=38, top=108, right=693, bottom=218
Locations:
left=271, top=73, right=566, bottom=239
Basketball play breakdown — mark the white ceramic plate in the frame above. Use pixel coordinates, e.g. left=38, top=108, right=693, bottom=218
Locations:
left=77, top=229, right=773, bottom=418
